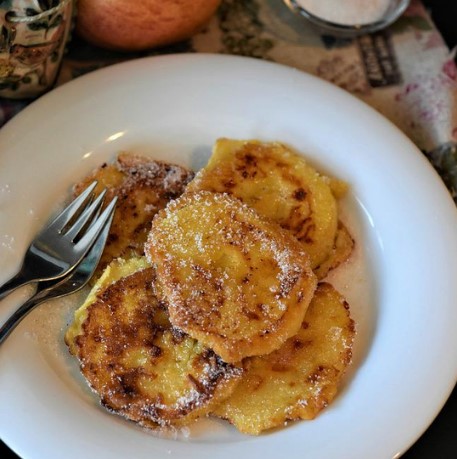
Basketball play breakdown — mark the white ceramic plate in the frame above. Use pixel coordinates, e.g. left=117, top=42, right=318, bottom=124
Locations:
left=1, top=54, right=456, bottom=459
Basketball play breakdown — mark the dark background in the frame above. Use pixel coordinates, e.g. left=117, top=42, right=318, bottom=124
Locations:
left=1, top=1, right=456, bottom=458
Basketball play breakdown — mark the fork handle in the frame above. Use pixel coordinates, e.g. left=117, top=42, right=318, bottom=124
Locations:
left=0, top=293, right=45, bottom=345
left=0, top=271, right=30, bottom=301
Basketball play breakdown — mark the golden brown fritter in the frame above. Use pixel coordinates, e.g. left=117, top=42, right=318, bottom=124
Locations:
left=186, top=139, right=339, bottom=268
left=65, top=256, right=152, bottom=356
left=73, top=153, right=194, bottom=278
left=66, top=258, right=242, bottom=428
left=314, top=221, right=355, bottom=279
left=213, top=283, right=355, bottom=435
left=146, top=191, right=317, bottom=363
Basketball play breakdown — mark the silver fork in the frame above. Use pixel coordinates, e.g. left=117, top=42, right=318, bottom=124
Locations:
left=0, top=201, right=115, bottom=345
left=0, top=181, right=115, bottom=300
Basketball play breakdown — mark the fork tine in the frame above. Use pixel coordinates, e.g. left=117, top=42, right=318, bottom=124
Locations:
left=47, top=181, right=98, bottom=232
left=74, top=196, right=118, bottom=254
left=64, top=189, right=107, bottom=242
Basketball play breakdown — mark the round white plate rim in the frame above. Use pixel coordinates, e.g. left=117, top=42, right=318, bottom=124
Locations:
left=0, top=53, right=456, bottom=459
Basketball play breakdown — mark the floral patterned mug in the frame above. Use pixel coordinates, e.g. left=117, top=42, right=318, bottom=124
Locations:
left=0, top=0, right=73, bottom=99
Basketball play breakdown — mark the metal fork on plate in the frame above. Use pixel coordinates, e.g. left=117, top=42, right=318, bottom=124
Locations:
left=0, top=207, right=115, bottom=344
left=0, top=181, right=115, bottom=300
left=0, top=182, right=117, bottom=344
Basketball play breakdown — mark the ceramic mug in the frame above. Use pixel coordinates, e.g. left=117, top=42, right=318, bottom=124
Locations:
left=0, top=0, right=73, bottom=99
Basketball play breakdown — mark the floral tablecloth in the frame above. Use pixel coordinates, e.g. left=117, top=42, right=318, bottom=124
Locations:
left=1, top=0, right=456, bottom=201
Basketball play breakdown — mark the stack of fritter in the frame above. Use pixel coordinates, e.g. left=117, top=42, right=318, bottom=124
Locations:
left=65, top=139, right=355, bottom=434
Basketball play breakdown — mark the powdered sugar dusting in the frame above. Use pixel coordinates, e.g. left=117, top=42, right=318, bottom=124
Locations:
left=0, top=233, right=15, bottom=252
left=0, top=182, right=11, bottom=206
left=116, top=154, right=194, bottom=196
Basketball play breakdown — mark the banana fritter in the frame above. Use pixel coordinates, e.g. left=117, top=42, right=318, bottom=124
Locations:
left=186, top=139, right=339, bottom=268
left=314, top=222, right=354, bottom=279
left=66, top=256, right=151, bottom=356
left=213, top=283, right=355, bottom=435
left=66, top=258, right=242, bottom=428
left=73, top=153, right=194, bottom=278
left=146, top=191, right=318, bottom=363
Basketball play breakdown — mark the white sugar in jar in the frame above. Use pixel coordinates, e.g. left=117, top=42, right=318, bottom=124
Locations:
left=295, top=0, right=391, bottom=25
left=285, top=0, right=410, bottom=36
